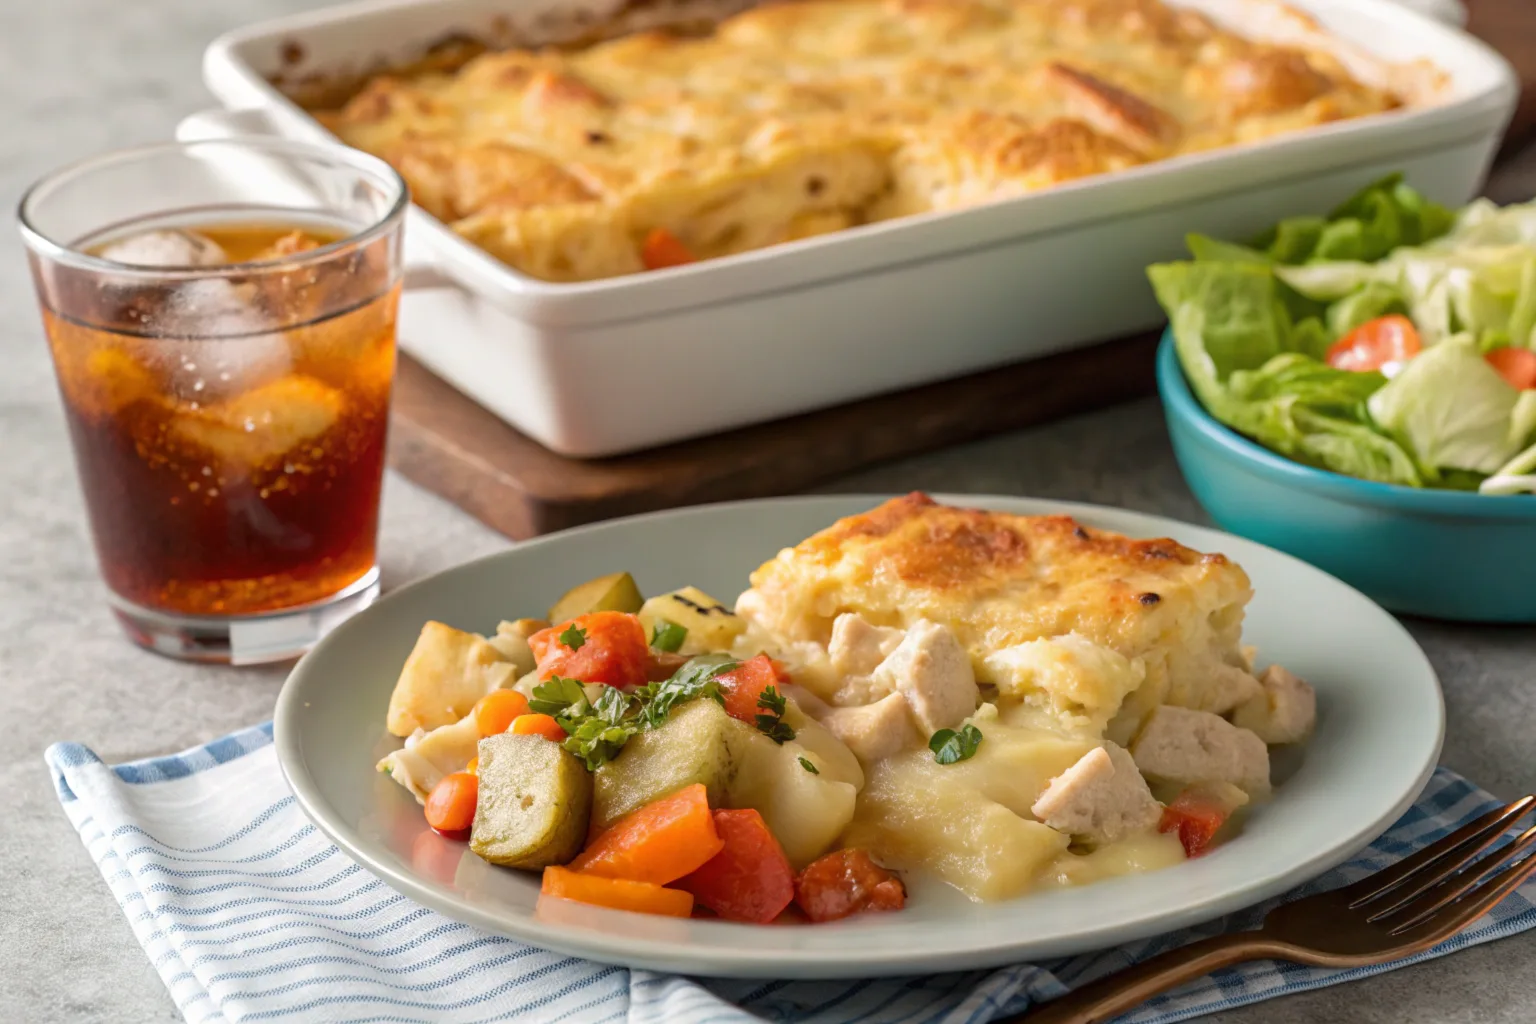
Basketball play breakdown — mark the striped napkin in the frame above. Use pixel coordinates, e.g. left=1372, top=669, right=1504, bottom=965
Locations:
left=47, top=725, right=1536, bottom=1024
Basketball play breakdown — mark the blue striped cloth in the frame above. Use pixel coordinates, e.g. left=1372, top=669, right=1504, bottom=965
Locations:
left=47, top=724, right=1536, bottom=1024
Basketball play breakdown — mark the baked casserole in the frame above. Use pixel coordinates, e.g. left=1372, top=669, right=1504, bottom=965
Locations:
left=313, top=0, right=1414, bottom=282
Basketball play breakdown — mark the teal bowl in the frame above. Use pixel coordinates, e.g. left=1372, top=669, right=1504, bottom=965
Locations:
left=1157, top=331, right=1536, bottom=622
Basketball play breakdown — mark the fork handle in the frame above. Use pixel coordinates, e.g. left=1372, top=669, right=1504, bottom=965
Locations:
left=1005, top=932, right=1294, bottom=1024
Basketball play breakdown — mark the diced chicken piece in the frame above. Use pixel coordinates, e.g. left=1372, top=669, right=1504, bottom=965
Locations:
left=1031, top=742, right=1162, bottom=847
left=821, top=692, right=922, bottom=763
left=1230, top=665, right=1317, bottom=745
left=386, top=621, right=517, bottom=736
left=1130, top=705, right=1270, bottom=797
left=99, top=229, right=227, bottom=267
left=830, top=673, right=894, bottom=707
left=872, top=619, right=979, bottom=734
left=828, top=613, right=906, bottom=676
left=377, top=714, right=481, bottom=803
left=1196, top=662, right=1265, bottom=717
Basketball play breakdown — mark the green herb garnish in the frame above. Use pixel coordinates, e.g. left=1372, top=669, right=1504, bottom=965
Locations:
left=798, top=756, right=819, bottom=775
left=754, top=684, right=796, bottom=744
left=650, top=619, right=688, bottom=653
left=559, top=685, right=640, bottom=770
left=636, top=654, right=736, bottom=730
left=929, top=724, right=983, bottom=765
left=558, top=623, right=587, bottom=651
left=529, top=676, right=588, bottom=717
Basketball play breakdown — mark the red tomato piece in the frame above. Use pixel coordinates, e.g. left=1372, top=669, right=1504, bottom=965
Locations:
left=677, top=809, right=795, bottom=923
left=1158, top=788, right=1234, bottom=859
left=529, top=611, right=650, bottom=688
left=794, top=848, right=906, bottom=923
left=1324, top=315, right=1422, bottom=373
left=717, top=654, right=788, bottom=726
left=1486, top=347, right=1536, bottom=390
left=641, top=228, right=696, bottom=270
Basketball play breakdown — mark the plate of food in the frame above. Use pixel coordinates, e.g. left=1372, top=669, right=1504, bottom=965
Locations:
left=273, top=493, right=1443, bottom=977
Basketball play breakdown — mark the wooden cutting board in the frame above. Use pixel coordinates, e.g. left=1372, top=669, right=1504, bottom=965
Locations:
left=390, top=3, right=1536, bottom=541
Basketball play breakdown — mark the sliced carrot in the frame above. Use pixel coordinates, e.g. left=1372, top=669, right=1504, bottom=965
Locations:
left=568, top=783, right=723, bottom=885
left=511, top=713, right=568, bottom=743
left=474, top=689, right=531, bottom=737
left=640, top=227, right=696, bottom=270
left=541, top=866, right=694, bottom=917
left=424, top=772, right=478, bottom=834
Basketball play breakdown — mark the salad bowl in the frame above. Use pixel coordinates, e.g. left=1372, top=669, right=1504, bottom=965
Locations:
left=1159, top=334, right=1536, bottom=622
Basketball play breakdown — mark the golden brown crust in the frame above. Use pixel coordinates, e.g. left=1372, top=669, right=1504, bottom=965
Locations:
left=311, top=0, right=1411, bottom=281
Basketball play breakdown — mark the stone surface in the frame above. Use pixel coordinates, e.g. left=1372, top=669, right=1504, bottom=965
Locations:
left=2, top=1, right=1535, bottom=1021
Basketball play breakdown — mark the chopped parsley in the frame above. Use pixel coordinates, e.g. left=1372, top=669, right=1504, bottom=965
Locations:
left=929, top=724, right=983, bottom=765
left=754, top=685, right=796, bottom=744
left=649, top=619, right=688, bottom=653
left=528, top=676, right=587, bottom=717
left=558, top=623, right=587, bottom=651
left=636, top=654, right=735, bottom=729
left=798, top=756, right=819, bottom=775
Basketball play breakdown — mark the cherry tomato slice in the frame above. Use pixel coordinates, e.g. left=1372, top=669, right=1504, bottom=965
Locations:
left=1486, top=346, right=1536, bottom=390
left=1325, top=315, right=1422, bottom=373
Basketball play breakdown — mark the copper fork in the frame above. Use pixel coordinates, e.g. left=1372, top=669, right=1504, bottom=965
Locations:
left=1012, top=795, right=1536, bottom=1024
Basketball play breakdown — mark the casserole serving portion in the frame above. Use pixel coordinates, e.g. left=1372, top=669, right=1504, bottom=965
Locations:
left=314, top=0, right=1418, bottom=281
left=200, top=0, right=1515, bottom=457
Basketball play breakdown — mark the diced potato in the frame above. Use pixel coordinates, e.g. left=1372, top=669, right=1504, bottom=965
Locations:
left=1038, top=831, right=1187, bottom=889
left=847, top=757, right=1069, bottom=901
left=377, top=714, right=481, bottom=804
left=637, top=587, right=746, bottom=655
left=471, top=734, right=592, bottom=870
left=724, top=727, right=859, bottom=869
left=592, top=698, right=752, bottom=833
left=548, top=571, right=643, bottom=624
left=937, top=720, right=1097, bottom=817
left=782, top=702, right=864, bottom=789
left=386, top=622, right=517, bottom=737
left=486, top=619, right=545, bottom=676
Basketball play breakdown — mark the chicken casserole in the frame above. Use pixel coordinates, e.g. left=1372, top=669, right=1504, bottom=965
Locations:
left=311, top=0, right=1421, bottom=282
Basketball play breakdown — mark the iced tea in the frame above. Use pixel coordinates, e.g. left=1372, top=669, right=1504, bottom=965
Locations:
left=21, top=138, right=408, bottom=661
left=44, top=219, right=397, bottom=616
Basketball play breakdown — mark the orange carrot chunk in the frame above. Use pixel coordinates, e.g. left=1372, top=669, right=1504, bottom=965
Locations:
left=568, top=783, right=723, bottom=885
left=424, top=772, right=479, bottom=835
left=795, top=848, right=906, bottom=922
left=1158, top=786, right=1238, bottom=858
left=541, top=866, right=694, bottom=917
left=474, top=689, right=532, bottom=737
left=678, top=809, right=795, bottom=923
left=641, top=228, right=696, bottom=270
left=511, top=713, right=568, bottom=743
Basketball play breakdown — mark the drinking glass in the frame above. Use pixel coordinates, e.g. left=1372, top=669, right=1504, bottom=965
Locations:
left=19, top=138, right=408, bottom=663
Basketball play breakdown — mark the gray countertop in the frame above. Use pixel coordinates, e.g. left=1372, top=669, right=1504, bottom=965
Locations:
left=4, top=1, right=1536, bottom=1020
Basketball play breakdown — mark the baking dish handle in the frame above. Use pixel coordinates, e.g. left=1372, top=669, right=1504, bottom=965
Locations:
left=174, top=108, right=457, bottom=292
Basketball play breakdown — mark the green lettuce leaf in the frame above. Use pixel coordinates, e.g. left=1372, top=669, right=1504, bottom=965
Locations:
left=1367, top=335, right=1536, bottom=474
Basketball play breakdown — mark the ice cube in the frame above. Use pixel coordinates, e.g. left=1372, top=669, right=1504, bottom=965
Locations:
left=171, top=374, right=346, bottom=469
left=99, top=229, right=227, bottom=268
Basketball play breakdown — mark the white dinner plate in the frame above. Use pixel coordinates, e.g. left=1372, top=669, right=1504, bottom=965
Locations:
left=274, top=494, right=1445, bottom=978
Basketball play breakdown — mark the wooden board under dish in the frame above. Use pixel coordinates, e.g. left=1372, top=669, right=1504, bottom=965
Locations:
left=389, top=2, right=1536, bottom=541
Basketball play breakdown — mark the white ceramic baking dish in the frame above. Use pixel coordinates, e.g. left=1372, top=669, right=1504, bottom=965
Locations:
left=194, top=0, right=1518, bottom=457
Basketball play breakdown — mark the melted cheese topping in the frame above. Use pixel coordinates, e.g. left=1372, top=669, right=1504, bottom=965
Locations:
left=738, top=492, right=1258, bottom=737
left=313, top=0, right=1409, bottom=281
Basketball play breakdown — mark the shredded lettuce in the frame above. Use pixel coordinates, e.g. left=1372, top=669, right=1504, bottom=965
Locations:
left=1149, top=177, right=1536, bottom=491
